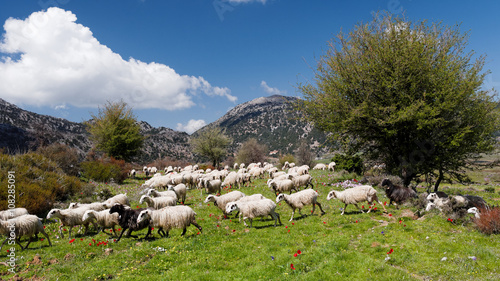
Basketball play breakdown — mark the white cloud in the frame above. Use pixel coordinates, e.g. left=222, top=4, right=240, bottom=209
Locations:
left=260, top=80, right=285, bottom=95
left=176, top=119, right=207, bottom=134
left=0, top=8, right=237, bottom=110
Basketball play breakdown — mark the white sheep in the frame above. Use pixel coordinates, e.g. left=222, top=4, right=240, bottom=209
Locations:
left=291, top=174, right=314, bottom=190
left=136, top=206, right=202, bottom=237
left=327, top=185, right=387, bottom=215
left=167, top=184, right=187, bottom=204
left=225, top=194, right=267, bottom=220
left=46, top=207, right=96, bottom=239
left=140, top=195, right=177, bottom=209
left=268, top=179, right=297, bottom=196
left=68, top=202, right=106, bottom=211
left=82, top=209, right=120, bottom=237
left=129, top=169, right=136, bottom=178
left=146, top=189, right=178, bottom=200
left=276, top=189, right=325, bottom=221
left=103, top=194, right=129, bottom=208
left=0, top=215, right=51, bottom=251
left=426, top=193, right=450, bottom=212
left=225, top=199, right=282, bottom=228
left=468, top=207, right=480, bottom=219
left=328, top=162, right=336, bottom=171
left=313, top=163, right=327, bottom=170
left=204, top=191, right=246, bottom=216
left=0, top=208, right=28, bottom=220
left=200, top=179, right=222, bottom=194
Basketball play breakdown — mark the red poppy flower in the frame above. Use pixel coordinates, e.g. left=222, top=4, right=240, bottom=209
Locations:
left=294, top=253, right=298, bottom=257
left=89, top=243, right=92, bottom=246
left=290, top=263, right=295, bottom=270
left=297, top=250, right=301, bottom=255
left=80, top=238, right=83, bottom=241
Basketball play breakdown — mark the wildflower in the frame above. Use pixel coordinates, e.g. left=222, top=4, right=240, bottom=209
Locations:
left=294, top=253, right=298, bottom=257
left=232, top=229, right=236, bottom=232
left=271, top=256, right=275, bottom=261
left=69, top=239, right=75, bottom=243
left=297, top=250, right=301, bottom=255
left=290, top=263, right=295, bottom=270
left=387, top=248, right=394, bottom=255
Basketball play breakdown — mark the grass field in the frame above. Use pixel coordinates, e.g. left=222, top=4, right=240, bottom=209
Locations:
left=1, top=168, right=500, bottom=280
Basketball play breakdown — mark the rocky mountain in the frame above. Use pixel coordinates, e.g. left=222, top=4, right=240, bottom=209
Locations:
left=0, top=95, right=331, bottom=164
left=197, top=95, right=332, bottom=157
left=0, top=98, right=192, bottom=162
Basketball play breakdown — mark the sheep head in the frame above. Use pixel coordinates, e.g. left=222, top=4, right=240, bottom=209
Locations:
left=276, top=194, right=286, bottom=203
left=109, top=204, right=125, bottom=214
left=380, top=178, right=392, bottom=189
left=225, top=202, right=239, bottom=214
left=136, top=210, right=151, bottom=224
left=426, top=193, right=439, bottom=203
left=326, top=190, right=338, bottom=201
left=46, top=209, right=61, bottom=219
left=204, top=195, right=215, bottom=203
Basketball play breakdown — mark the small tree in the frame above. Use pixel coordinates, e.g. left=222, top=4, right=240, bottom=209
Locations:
left=190, top=126, right=232, bottom=168
left=298, top=13, right=500, bottom=189
left=236, top=138, right=268, bottom=165
left=86, top=101, right=144, bottom=162
left=295, top=141, right=315, bottom=167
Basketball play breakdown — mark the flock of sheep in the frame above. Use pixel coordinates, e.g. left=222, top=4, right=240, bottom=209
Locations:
left=0, top=160, right=490, bottom=251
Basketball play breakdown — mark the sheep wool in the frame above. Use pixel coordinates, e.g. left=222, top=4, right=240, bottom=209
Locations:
left=0, top=207, right=28, bottom=220
left=0, top=215, right=51, bottom=250
left=204, top=191, right=246, bottom=215
left=46, top=207, right=95, bottom=239
left=327, top=185, right=387, bottom=215
left=103, top=194, right=130, bottom=208
left=276, top=189, right=325, bottom=221
left=82, top=209, right=120, bottom=237
left=137, top=206, right=202, bottom=237
left=140, top=195, right=177, bottom=209
left=167, top=184, right=187, bottom=204
left=226, top=199, right=282, bottom=228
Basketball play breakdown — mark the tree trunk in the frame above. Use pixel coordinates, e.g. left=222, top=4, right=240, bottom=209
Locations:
left=434, top=169, right=443, bottom=192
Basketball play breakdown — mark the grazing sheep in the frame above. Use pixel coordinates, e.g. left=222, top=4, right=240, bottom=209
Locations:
left=451, top=195, right=489, bottom=210
left=381, top=178, right=417, bottom=207
left=222, top=172, right=240, bottom=189
left=313, top=163, right=327, bottom=170
left=204, top=191, right=246, bottom=217
left=276, top=189, right=325, bottom=221
left=328, top=162, right=336, bottom=171
left=201, top=179, right=222, bottom=194
left=296, top=165, right=310, bottom=175
left=0, top=215, right=51, bottom=251
left=327, top=185, right=387, bottom=215
left=68, top=202, right=106, bottom=211
left=146, top=188, right=178, bottom=200
left=225, top=199, right=282, bottom=228
left=291, top=174, right=314, bottom=190
left=103, top=194, right=129, bottom=208
left=426, top=193, right=451, bottom=212
left=109, top=204, right=152, bottom=242
left=129, top=169, right=136, bottom=178
left=46, top=207, right=96, bottom=239
left=140, top=195, right=177, bottom=209
left=467, top=207, right=480, bottom=219
left=268, top=179, right=297, bottom=196
left=167, top=184, right=187, bottom=204
left=136, top=206, right=202, bottom=237
left=0, top=208, right=28, bottom=220
left=82, top=209, right=120, bottom=237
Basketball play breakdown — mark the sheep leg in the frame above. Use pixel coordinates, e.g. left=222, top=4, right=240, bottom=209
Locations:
left=115, top=227, right=128, bottom=242
left=341, top=204, right=348, bottom=215
left=181, top=228, right=187, bottom=236
left=233, top=211, right=240, bottom=219
left=373, top=195, right=387, bottom=213
left=316, top=202, right=326, bottom=215
left=353, top=204, right=365, bottom=213
left=191, top=221, right=203, bottom=233
left=58, top=224, right=65, bottom=239
left=289, top=208, right=295, bottom=222
left=0, top=238, right=9, bottom=251
left=274, top=212, right=282, bottom=226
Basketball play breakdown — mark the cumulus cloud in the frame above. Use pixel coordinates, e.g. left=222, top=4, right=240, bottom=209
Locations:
left=176, top=119, right=207, bottom=134
left=260, top=80, right=285, bottom=95
left=0, top=8, right=236, bottom=110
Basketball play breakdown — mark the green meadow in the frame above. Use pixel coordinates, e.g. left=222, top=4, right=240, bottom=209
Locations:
left=1, top=168, right=499, bottom=281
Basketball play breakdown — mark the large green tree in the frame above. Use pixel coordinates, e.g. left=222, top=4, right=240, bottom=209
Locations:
left=298, top=14, right=499, bottom=189
left=86, top=101, right=144, bottom=162
left=190, top=126, right=232, bottom=168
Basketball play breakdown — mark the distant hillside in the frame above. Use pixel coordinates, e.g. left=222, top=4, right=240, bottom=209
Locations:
left=0, top=98, right=192, bottom=163
left=196, top=95, right=333, bottom=157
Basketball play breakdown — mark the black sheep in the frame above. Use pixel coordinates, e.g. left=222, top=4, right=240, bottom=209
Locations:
left=109, top=204, right=152, bottom=242
left=381, top=178, right=418, bottom=207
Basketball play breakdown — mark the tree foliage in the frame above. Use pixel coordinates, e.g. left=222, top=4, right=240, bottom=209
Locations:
left=190, top=126, right=232, bottom=168
left=86, top=101, right=143, bottom=162
left=298, top=13, right=500, bottom=188
left=295, top=141, right=315, bottom=167
left=236, top=138, right=268, bottom=165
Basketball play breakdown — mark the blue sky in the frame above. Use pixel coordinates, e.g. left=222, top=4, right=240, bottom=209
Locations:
left=0, top=0, right=499, bottom=134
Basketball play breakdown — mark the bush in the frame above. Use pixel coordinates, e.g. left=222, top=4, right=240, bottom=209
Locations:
left=236, top=138, right=268, bottom=165
left=0, top=152, right=83, bottom=217
left=37, top=143, right=81, bottom=176
left=279, top=154, right=296, bottom=169
left=331, top=153, right=364, bottom=175
left=81, top=156, right=129, bottom=184
left=295, top=141, right=314, bottom=167
left=473, top=207, right=500, bottom=235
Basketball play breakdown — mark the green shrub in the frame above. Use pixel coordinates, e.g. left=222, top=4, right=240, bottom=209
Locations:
left=0, top=152, right=82, bottom=217
left=279, top=154, right=296, bottom=169
left=331, top=153, right=364, bottom=175
left=81, top=157, right=129, bottom=184
left=37, top=143, right=81, bottom=176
